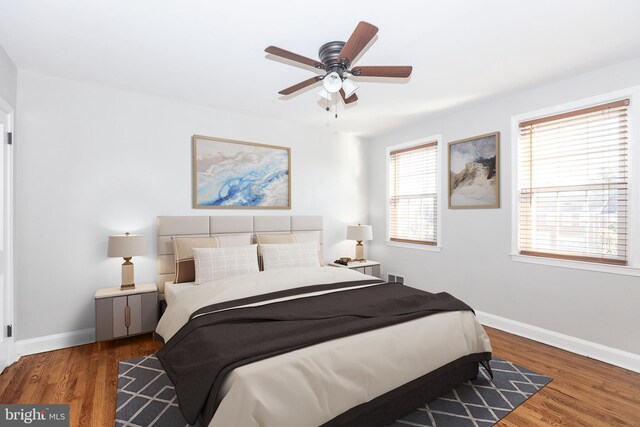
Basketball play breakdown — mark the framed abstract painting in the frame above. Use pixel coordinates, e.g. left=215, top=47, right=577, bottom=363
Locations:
left=192, top=135, right=291, bottom=209
left=448, top=132, right=500, bottom=209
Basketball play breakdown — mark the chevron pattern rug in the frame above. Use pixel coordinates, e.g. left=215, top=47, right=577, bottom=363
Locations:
left=116, top=356, right=551, bottom=427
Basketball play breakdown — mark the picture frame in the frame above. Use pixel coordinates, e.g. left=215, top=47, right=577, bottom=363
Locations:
left=192, top=135, right=291, bottom=209
left=448, top=132, right=500, bottom=209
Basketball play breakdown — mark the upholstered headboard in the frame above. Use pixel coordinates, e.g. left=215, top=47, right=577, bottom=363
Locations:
left=156, top=215, right=323, bottom=295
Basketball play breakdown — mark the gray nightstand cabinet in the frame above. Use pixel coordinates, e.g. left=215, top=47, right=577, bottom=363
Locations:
left=328, top=260, right=381, bottom=278
left=95, top=283, right=158, bottom=342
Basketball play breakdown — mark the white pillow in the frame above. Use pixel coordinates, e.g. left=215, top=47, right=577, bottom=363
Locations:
left=192, top=244, right=259, bottom=284
left=260, top=241, right=321, bottom=271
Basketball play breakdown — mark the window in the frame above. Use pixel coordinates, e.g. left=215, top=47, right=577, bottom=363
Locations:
left=517, top=99, right=629, bottom=265
left=388, top=138, right=439, bottom=246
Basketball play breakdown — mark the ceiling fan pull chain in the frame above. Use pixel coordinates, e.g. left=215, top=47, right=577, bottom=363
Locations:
left=335, top=94, right=338, bottom=119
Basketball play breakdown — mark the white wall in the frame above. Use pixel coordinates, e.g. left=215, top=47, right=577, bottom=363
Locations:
left=15, top=70, right=367, bottom=341
left=0, top=44, right=16, bottom=107
left=366, top=57, right=640, bottom=356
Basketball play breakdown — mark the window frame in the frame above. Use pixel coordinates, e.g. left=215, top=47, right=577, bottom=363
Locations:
left=511, top=87, right=640, bottom=276
left=386, top=134, right=443, bottom=252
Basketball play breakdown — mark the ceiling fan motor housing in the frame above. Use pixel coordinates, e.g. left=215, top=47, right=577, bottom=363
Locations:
left=319, top=41, right=347, bottom=76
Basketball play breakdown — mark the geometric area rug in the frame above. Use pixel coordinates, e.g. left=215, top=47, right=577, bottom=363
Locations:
left=116, top=355, right=551, bottom=427
left=391, top=358, right=552, bottom=427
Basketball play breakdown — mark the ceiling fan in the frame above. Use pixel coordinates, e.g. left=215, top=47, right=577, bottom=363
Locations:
left=265, top=21, right=412, bottom=107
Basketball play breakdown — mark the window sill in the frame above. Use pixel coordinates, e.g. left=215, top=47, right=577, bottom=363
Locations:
left=511, top=254, right=640, bottom=277
left=386, top=241, right=442, bottom=252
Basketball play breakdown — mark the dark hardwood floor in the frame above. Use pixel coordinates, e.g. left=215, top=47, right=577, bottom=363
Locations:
left=0, top=327, right=638, bottom=426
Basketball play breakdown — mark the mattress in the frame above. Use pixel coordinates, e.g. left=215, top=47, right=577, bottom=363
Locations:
left=156, top=266, right=491, bottom=427
left=163, top=281, right=195, bottom=307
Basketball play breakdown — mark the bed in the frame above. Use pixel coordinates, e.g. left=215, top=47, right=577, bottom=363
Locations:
left=154, top=216, right=492, bottom=427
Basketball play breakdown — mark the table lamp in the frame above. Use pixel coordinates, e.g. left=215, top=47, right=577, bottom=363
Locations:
left=346, top=224, right=373, bottom=262
left=107, top=232, right=146, bottom=290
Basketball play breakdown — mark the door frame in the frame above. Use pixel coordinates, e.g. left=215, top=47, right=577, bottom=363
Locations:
left=0, top=95, right=15, bottom=370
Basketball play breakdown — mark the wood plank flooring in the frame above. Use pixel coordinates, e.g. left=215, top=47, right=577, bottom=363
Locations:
left=0, top=327, right=638, bottom=426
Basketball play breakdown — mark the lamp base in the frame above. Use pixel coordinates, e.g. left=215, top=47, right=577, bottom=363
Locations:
left=121, top=259, right=136, bottom=290
left=354, top=241, right=366, bottom=262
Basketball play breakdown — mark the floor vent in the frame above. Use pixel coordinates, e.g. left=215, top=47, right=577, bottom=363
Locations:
left=388, top=274, right=404, bottom=284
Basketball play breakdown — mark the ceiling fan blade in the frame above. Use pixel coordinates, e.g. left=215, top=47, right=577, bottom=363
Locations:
left=338, top=21, right=379, bottom=67
left=340, top=89, right=358, bottom=104
left=351, top=66, right=413, bottom=78
left=265, top=46, right=325, bottom=70
left=278, top=76, right=322, bottom=95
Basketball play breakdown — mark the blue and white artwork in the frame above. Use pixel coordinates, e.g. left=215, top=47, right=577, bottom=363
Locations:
left=194, top=136, right=290, bottom=208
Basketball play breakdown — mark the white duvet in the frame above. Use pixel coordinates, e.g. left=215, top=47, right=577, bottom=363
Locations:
left=156, top=266, right=492, bottom=427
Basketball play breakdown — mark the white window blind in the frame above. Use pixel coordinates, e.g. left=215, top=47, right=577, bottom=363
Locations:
left=518, top=99, right=629, bottom=265
left=389, top=141, right=438, bottom=245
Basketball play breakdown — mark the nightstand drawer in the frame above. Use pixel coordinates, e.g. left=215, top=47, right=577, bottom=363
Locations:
left=95, top=283, right=158, bottom=342
left=113, top=295, right=142, bottom=338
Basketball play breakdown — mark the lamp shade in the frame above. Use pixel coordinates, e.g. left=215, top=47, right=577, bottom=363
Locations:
left=107, top=233, right=146, bottom=258
left=341, top=78, right=359, bottom=98
left=322, top=72, right=342, bottom=93
left=346, top=225, right=373, bottom=242
left=318, top=88, right=332, bottom=101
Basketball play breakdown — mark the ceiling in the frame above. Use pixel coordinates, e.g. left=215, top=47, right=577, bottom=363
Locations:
left=1, top=0, right=640, bottom=138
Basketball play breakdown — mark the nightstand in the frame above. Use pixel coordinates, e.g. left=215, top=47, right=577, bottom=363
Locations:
left=95, top=283, right=158, bottom=342
left=328, top=260, right=381, bottom=278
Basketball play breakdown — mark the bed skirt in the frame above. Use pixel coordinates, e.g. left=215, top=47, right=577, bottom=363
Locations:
left=322, top=352, right=491, bottom=427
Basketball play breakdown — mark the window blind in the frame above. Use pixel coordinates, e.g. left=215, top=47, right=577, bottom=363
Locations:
left=389, top=142, right=438, bottom=245
left=518, top=99, right=629, bottom=265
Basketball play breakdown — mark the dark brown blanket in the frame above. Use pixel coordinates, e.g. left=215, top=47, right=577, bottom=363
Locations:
left=157, top=280, right=475, bottom=425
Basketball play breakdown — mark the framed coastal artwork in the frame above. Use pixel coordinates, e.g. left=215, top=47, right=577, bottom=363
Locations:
left=448, top=132, right=500, bottom=209
left=192, top=135, right=291, bottom=209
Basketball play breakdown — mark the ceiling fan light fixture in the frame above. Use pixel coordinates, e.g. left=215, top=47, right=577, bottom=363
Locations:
left=318, top=88, right=332, bottom=101
left=322, top=72, right=342, bottom=93
left=341, top=78, right=359, bottom=98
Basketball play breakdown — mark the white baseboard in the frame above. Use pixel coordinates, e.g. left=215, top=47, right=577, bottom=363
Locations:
left=476, top=311, right=640, bottom=373
left=15, top=328, right=95, bottom=360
